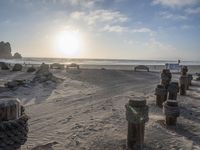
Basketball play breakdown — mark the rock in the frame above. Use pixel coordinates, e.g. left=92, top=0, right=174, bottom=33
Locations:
left=0, top=62, right=9, bottom=70
left=36, top=63, right=49, bottom=75
left=50, top=63, right=64, bottom=69
left=13, top=52, right=22, bottom=59
left=33, top=63, right=58, bottom=83
left=0, top=87, right=8, bottom=93
left=0, top=41, right=22, bottom=59
left=5, top=79, right=26, bottom=89
left=0, top=41, right=12, bottom=59
left=12, top=64, right=22, bottom=71
left=27, top=66, right=36, bottom=73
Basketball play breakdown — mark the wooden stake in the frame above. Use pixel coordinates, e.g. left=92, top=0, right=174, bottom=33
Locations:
left=0, top=98, right=21, bottom=121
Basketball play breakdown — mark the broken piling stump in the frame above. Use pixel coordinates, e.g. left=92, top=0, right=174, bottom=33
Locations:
left=179, top=75, right=188, bottom=95
left=187, top=74, right=193, bottom=87
left=155, top=84, right=167, bottom=107
left=0, top=98, right=29, bottom=150
left=163, top=100, right=180, bottom=126
left=181, top=66, right=188, bottom=75
left=161, top=69, right=172, bottom=88
left=167, top=82, right=179, bottom=100
left=125, top=97, right=149, bottom=150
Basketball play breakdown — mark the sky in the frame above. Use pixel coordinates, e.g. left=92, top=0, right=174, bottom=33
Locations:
left=0, top=0, right=200, bottom=60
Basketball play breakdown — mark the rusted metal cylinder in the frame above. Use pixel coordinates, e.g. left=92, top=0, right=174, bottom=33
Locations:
left=163, top=100, right=180, bottom=126
left=161, top=69, right=172, bottom=88
left=179, top=75, right=188, bottom=95
left=125, top=97, right=149, bottom=150
left=155, top=85, right=167, bottom=107
left=167, top=82, right=179, bottom=100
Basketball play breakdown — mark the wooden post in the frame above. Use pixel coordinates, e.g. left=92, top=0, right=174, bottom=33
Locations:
left=0, top=98, right=22, bottom=150
left=161, top=69, right=172, bottom=88
left=179, top=75, right=188, bottom=95
left=168, top=82, right=179, bottom=100
left=125, top=98, right=148, bottom=150
left=163, top=100, right=180, bottom=126
left=0, top=98, right=21, bottom=121
left=155, top=85, right=167, bottom=108
left=188, top=74, right=193, bottom=86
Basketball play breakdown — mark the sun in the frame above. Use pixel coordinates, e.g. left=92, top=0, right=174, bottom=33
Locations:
left=55, top=30, right=82, bottom=57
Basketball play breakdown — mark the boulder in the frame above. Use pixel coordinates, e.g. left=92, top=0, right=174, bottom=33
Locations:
left=4, top=80, right=26, bottom=89
left=50, top=63, right=64, bottom=69
left=0, top=62, right=9, bottom=70
left=12, top=64, right=22, bottom=71
left=27, top=66, right=36, bottom=73
left=33, top=63, right=58, bottom=83
left=13, top=53, right=22, bottom=59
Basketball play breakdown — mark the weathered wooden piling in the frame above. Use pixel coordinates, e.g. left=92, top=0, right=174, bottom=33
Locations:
left=163, top=100, right=180, bottom=126
left=188, top=74, right=193, bottom=86
left=179, top=75, right=188, bottom=95
left=125, top=97, right=149, bottom=150
left=161, top=69, right=172, bottom=88
left=155, top=84, right=167, bottom=107
left=181, top=66, right=188, bottom=75
left=0, top=98, right=29, bottom=150
left=167, top=82, right=179, bottom=100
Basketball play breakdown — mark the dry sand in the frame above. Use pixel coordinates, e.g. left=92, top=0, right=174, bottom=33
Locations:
left=0, top=67, right=200, bottom=150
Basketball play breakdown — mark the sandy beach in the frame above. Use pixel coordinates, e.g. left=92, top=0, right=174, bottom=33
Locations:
left=0, top=66, right=199, bottom=150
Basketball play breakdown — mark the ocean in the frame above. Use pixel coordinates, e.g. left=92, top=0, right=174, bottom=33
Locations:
left=0, top=57, right=200, bottom=66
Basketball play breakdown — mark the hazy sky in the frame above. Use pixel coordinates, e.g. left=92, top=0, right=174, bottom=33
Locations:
left=0, top=0, right=200, bottom=60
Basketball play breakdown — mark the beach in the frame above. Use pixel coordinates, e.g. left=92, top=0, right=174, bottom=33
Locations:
left=0, top=64, right=199, bottom=150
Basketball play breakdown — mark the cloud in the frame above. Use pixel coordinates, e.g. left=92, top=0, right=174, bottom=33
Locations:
left=181, top=25, right=194, bottom=29
left=102, top=25, right=127, bottom=33
left=152, top=0, right=199, bottom=8
left=159, top=11, right=187, bottom=20
left=131, top=28, right=152, bottom=33
left=185, top=7, right=200, bottom=14
left=70, top=10, right=128, bottom=25
left=68, top=0, right=103, bottom=7
left=145, top=38, right=179, bottom=59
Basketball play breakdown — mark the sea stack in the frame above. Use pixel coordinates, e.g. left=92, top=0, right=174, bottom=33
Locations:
left=0, top=41, right=22, bottom=59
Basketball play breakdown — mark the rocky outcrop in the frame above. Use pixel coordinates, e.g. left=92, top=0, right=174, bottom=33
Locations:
left=13, top=53, right=22, bottom=59
left=0, top=41, right=22, bottom=59
left=0, top=41, right=12, bottom=59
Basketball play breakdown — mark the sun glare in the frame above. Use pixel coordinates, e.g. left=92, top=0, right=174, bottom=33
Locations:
left=55, top=30, right=82, bottom=57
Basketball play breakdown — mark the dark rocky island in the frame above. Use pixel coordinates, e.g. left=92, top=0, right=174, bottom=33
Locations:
left=0, top=41, right=22, bottom=59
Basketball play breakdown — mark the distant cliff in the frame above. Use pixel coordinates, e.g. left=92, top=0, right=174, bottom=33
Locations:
left=0, top=41, right=22, bottom=59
